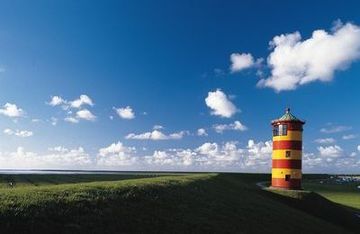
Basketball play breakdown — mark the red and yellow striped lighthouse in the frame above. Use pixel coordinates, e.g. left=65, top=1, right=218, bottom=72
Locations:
left=271, top=108, right=305, bottom=190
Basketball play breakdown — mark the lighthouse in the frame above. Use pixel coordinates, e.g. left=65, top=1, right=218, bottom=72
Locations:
left=271, top=108, right=305, bottom=190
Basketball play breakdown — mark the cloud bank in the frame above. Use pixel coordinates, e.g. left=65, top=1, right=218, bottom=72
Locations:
left=0, top=140, right=358, bottom=173
left=126, top=130, right=187, bottom=140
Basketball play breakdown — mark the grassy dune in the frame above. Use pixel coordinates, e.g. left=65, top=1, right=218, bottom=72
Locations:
left=0, top=173, right=358, bottom=234
left=0, top=174, right=160, bottom=188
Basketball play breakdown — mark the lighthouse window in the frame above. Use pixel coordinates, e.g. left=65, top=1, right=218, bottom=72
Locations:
left=280, top=124, right=288, bottom=135
left=285, top=151, right=291, bottom=158
left=285, top=175, right=291, bottom=181
left=273, top=126, right=279, bottom=136
left=273, top=124, right=288, bottom=136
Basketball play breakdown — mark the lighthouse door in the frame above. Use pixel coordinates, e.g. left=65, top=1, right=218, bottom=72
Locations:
left=285, top=175, right=291, bottom=181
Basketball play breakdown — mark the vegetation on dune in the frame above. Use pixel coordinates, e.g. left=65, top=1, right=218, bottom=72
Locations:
left=0, top=173, right=356, bottom=234
left=0, top=174, right=160, bottom=188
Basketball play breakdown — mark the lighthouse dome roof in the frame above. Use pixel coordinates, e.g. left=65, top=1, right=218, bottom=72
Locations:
left=272, top=108, right=305, bottom=124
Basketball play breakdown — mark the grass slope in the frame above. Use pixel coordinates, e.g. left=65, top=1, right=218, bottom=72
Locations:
left=0, top=173, right=357, bottom=234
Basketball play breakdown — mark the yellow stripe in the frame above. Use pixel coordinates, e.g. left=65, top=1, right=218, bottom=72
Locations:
left=272, top=150, right=302, bottom=160
left=273, top=130, right=302, bottom=141
left=272, top=168, right=302, bottom=179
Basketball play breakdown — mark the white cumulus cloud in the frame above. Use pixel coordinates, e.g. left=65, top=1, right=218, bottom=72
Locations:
left=125, top=130, right=187, bottom=140
left=47, top=94, right=94, bottom=108
left=257, top=22, right=360, bottom=91
left=205, top=89, right=238, bottom=118
left=244, top=140, right=272, bottom=167
left=114, top=106, right=135, bottom=119
left=342, top=134, right=357, bottom=140
left=0, top=103, right=25, bottom=118
left=97, top=142, right=137, bottom=167
left=0, top=146, right=92, bottom=169
left=213, top=121, right=247, bottom=133
left=318, top=145, right=343, bottom=158
left=230, top=53, right=255, bottom=72
left=3, top=128, right=33, bottom=137
left=48, top=94, right=96, bottom=123
left=314, top=138, right=336, bottom=144
left=48, top=96, right=66, bottom=106
left=70, top=95, right=94, bottom=108
left=197, top=128, right=208, bottom=136
left=145, top=149, right=195, bottom=167
left=320, top=125, right=351, bottom=133
left=64, top=117, right=79, bottom=124
left=144, top=140, right=272, bottom=171
left=153, top=125, right=163, bottom=130
left=76, top=109, right=96, bottom=121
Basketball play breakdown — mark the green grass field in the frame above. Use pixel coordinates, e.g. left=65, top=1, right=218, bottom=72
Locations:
left=303, top=177, right=360, bottom=212
left=0, top=173, right=358, bottom=234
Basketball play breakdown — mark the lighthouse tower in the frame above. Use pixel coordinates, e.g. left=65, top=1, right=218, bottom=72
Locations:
left=271, top=108, right=305, bottom=190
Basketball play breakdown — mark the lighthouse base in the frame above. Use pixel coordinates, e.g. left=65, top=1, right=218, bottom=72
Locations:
left=271, top=178, right=302, bottom=190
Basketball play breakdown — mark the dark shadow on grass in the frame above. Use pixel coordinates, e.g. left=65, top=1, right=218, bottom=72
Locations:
left=260, top=186, right=360, bottom=233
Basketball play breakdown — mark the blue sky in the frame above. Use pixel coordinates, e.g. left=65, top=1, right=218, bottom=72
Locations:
left=0, top=0, right=359, bottom=173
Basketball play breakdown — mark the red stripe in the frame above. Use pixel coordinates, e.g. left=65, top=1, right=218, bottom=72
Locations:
left=287, top=124, right=303, bottom=131
left=272, top=159, right=302, bottom=169
left=271, top=121, right=305, bottom=131
left=271, top=178, right=301, bottom=189
left=273, top=140, right=302, bottom=150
